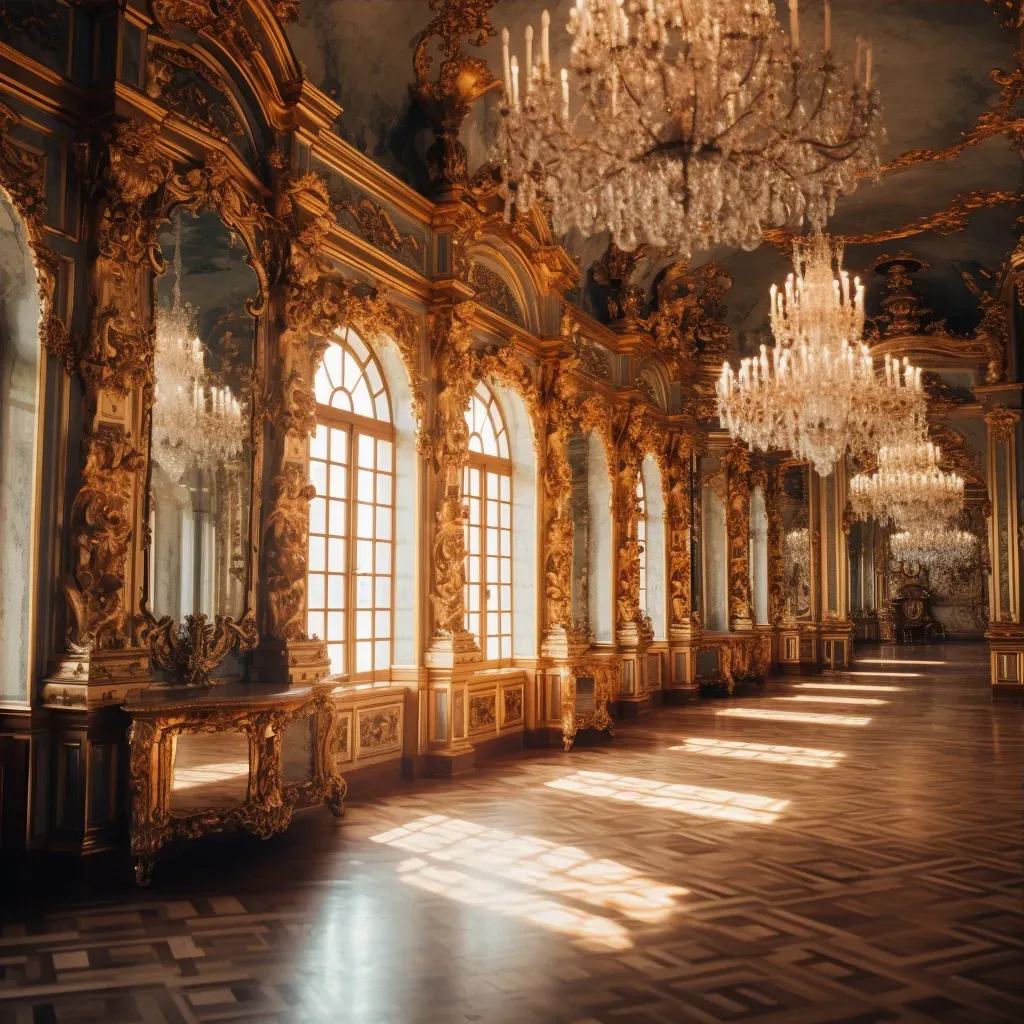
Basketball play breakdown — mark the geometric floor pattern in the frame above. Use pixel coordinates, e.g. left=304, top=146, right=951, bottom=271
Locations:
left=1, top=644, right=1021, bottom=1023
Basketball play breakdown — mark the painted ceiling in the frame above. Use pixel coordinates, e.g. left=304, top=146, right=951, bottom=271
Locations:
left=287, top=1, right=1021, bottom=342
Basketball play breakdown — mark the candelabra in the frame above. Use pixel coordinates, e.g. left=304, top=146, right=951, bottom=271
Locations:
left=850, top=441, right=964, bottom=531
left=716, top=234, right=926, bottom=475
left=494, top=0, right=883, bottom=252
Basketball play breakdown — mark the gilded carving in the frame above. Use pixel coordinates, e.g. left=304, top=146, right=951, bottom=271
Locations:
left=65, top=430, right=146, bottom=652
left=503, top=686, right=524, bottom=724
left=764, top=466, right=787, bottom=625
left=335, top=190, right=421, bottom=264
left=645, top=259, right=732, bottom=370
left=412, top=0, right=502, bottom=189
left=127, top=690, right=346, bottom=885
left=143, top=611, right=258, bottom=687
left=666, top=432, right=694, bottom=631
left=561, top=660, right=616, bottom=751
left=986, top=404, right=1020, bottom=445
left=263, top=464, right=317, bottom=641
left=961, top=265, right=1009, bottom=384
left=0, top=98, right=74, bottom=373
left=593, top=241, right=645, bottom=325
left=359, top=707, right=402, bottom=750
left=724, top=445, right=753, bottom=629
left=145, top=42, right=246, bottom=144
left=469, top=693, right=497, bottom=731
left=468, top=260, right=526, bottom=326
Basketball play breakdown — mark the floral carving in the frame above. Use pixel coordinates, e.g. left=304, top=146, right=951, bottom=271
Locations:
left=65, top=430, right=146, bottom=651
left=503, top=686, right=524, bottom=723
left=986, top=404, right=1020, bottom=445
left=359, top=707, right=401, bottom=750
left=469, top=693, right=497, bottom=730
left=83, top=119, right=172, bottom=394
left=263, top=464, right=316, bottom=641
left=143, top=611, right=258, bottom=687
left=666, top=432, right=696, bottom=631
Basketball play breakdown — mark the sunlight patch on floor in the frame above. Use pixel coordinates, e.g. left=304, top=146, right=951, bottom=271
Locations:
left=858, top=658, right=945, bottom=666
left=771, top=694, right=888, bottom=706
left=545, top=770, right=788, bottom=824
left=844, top=670, right=922, bottom=678
left=394, top=856, right=634, bottom=950
left=370, top=814, right=685, bottom=925
left=669, top=737, right=845, bottom=768
left=717, top=708, right=872, bottom=726
left=796, top=682, right=905, bottom=693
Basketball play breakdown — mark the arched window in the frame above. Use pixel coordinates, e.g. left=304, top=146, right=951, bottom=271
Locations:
left=464, top=381, right=512, bottom=662
left=0, top=190, right=43, bottom=703
left=636, top=476, right=647, bottom=615
left=307, top=328, right=394, bottom=680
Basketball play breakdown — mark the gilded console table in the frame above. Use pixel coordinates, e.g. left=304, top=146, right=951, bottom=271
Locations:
left=694, top=633, right=771, bottom=695
left=560, top=658, right=617, bottom=750
left=124, top=683, right=347, bottom=885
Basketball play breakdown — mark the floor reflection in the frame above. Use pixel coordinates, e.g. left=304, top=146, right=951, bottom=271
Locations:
left=545, top=770, right=788, bottom=823
left=670, top=737, right=846, bottom=768
left=796, top=682, right=905, bottom=693
left=394, top=857, right=634, bottom=950
left=369, top=814, right=685, bottom=925
left=845, top=670, right=922, bottom=678
left=717, top=708, right=872, bottom=726
left=858, top=658, right=945, bottom=666
left=771, top=694, right=888, bottom=706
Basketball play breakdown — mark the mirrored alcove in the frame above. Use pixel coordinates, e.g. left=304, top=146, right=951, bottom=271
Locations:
left=0, top=189, right=42, bottom=704
left=568, top=434, right=590, bottom=634
left=781, top=464, right=812, bottom=619
left=147, top=208, right=258, bottom=683
left=170, top=731, right=251, bottom=814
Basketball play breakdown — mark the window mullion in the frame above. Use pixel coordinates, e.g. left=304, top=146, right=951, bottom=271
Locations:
left=346, top=424, right=357, bottom=676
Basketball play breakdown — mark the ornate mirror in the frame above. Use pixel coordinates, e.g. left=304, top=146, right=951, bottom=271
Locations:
left=781, top=464, right=812, bottom=620
left=144, top=207, right=259, bottom=685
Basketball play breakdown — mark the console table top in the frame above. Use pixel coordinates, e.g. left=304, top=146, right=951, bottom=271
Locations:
left=122, top=681, right=332, bottom=716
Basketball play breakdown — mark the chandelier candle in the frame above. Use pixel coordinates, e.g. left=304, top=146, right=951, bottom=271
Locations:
left=494, top=1, right=883, bottom=251
left=716, top=234, right=926, bottom=475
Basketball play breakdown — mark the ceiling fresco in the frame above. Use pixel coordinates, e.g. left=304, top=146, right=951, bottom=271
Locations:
left=288, top=0, right=1022, bottom=342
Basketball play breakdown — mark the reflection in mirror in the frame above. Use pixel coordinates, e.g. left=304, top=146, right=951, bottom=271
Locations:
left=170, top=731, right=250, bottom=813
left=0, top=190, right=42, bottom=704
left=781, top=465, right=811, bottom=618
left=149, top=209, right=256, bottom=652
left=281, top=715, right=316, bottom=785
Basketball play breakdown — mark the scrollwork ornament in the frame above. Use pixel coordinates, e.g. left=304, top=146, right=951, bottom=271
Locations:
left=65, top=429, right=146, bottom=651
left=0, top=99, right=74, bottom=373
left=263, top=464, right=316, bottom=641
left=986, top=404, right=1020, bottom=444
left=143, top=611, right=258, bottom=686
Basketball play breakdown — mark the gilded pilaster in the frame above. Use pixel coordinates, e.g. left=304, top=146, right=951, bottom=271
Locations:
left=724, top=444, right=753, bottom=632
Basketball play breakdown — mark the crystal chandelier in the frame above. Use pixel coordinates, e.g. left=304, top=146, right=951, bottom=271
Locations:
left=890, top=526, right=978, bottom=573
left=152, top=223, right=248, bottom=482
left=716, top=234, right=926, bottom=475
left=494, top=0, right=883, bottom=252
left=850, top=440, right=964, bottom=531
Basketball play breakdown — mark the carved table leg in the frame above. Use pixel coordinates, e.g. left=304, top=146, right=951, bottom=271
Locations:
left=134, top=855, right=155, bottom=888
left=325, top=777, right=348, bottom=817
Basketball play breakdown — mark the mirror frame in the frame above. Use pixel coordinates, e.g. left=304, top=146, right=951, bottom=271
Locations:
left=139, top=172, right=270, bottom=686
left=780, top=459, right=815, bottom=622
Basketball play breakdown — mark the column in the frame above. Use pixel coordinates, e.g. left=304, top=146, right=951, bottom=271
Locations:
left=984, top=401, right=1024, bottom=699
left=665, top=431, right=701, bottom=699
left=725, top=444, right=753, bottom=632
left=818, top=459, right=855, bottom=669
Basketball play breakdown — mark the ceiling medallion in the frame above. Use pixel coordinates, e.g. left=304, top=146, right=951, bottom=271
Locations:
left=716, top=233, right=926, bottom=476
left=850, top=440, right=965, bottom=531
left=494, top=0, right=883, bottom=252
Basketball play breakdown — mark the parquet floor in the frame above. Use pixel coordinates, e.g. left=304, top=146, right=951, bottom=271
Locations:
left=2, top=645, right=1022, bottom=1023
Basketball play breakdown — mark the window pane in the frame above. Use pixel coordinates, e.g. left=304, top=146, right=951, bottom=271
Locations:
left=376, top=542, right=391, bottom=575
left=328, top=574, right=345, bottom=607
left=310, top=425, right=328, bottom=459
left=374, top=640, right=390, bottom=668
left=310, top=461, right=327, bottom=495
left=358, top=469, right=374, bottom=501
left=307, top=611, right=324, bottom=639
left=328, top=499, right=346, bottom=537
left=329, top=427, right=347, bottom=462
left=377, top=473, right=392, bottom=506
left=358, top=433, right=374, bottom=469
left=308, top=536, right=326, bottom=573
left=374, top=610, right=390, bottom=636
left=308, top=574, right=325, bottom=610
left=499, top=504, right=511, bottom=529
left=487, top=637, right=499, bottom=660
left=499, top=475, right=510, bottom=501
left=356, top=575, right=373, bottom=608
left=353, top=380, right=373, bottom=418
left=309, top=497, right=326, bottom=535
left=374, top=392, right=389, bottom=421
left=356, top=539, right=373, bottom=573
left=375, top=506, right=392, bottom=540
left=356, top=641, right=372, bottom=672
left=328, top=643, right=345, bottom=675
left=356, top=610, right=372, bottom=638
left=327, top=611, right=345, bottom=641
left=328, top=538, right=345, bottom=573
left=377, top=439, right=393, bottom=472
left=329, top=463, right=346, bottom=496
left=375, top=576, right=390, bottom=607
left=357, top=503, right=373, bottom=538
